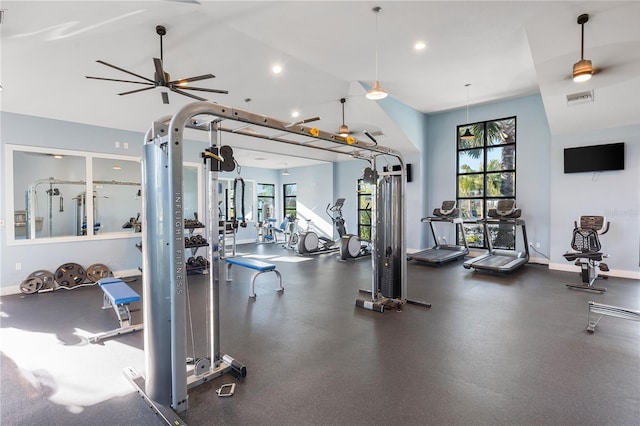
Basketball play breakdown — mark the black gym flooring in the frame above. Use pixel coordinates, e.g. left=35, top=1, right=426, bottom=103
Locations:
left=1, top=243, right=639, bottom=426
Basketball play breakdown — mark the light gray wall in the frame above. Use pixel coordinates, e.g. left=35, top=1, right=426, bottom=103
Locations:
left=374, top=94, right=428, bottom=251
left=549, top=124, right=640, bottom=277
left=426, top=95, right=551, bottom=260
left=0, top=113, right=283, bottom=289
left=281, top=162, right=336, bottom=239
left=1, top=113, right=146, bottom=290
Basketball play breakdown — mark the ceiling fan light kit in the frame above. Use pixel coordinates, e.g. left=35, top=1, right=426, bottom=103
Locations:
left=572, top=13, right=593, bottom=83
left=366, top=6, right=388, bottom=101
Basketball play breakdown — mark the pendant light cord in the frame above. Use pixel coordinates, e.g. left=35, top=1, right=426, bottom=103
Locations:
left=580, top=21, right=585, bottom=60
left=374, top=9, right=379, bottom=81
left=465, top=83, right=471, bottom=124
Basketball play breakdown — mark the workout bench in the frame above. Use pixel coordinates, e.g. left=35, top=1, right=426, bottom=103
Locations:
left=225, top=257, right=283, bottom=298
left=89, top=277, right=144, bottom=343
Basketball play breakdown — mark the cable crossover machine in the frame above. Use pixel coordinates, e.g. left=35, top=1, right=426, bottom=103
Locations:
left=125, top=101, right=429, bottom=424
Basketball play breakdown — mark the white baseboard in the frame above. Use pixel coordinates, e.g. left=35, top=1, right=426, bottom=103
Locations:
left=528, top=256, right=549, bottom=265
left=1, top=285, right=21, bottom=296
left=548, top=262, right=640, bottom=280
left=113, top=269, right=142, bottom=278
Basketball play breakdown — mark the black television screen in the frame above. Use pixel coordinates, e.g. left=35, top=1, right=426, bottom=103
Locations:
left=564, top=142, right=624, bottom=173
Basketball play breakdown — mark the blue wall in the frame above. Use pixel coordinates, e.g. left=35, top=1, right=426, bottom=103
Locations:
left=3, top=93, right=638, bottom=291
left=0, top=112, right=331, bottom=290
left=426, top=95, right=552, bottom=257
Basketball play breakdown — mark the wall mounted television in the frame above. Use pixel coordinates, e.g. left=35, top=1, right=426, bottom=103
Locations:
left=563, top=142, right=625, bottom=173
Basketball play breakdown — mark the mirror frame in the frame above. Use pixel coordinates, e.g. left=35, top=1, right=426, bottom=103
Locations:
left=5, top=144, right=202, bottom=245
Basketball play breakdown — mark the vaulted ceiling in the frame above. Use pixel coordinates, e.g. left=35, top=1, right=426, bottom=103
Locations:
left=2, top=1, right=639, bottom=168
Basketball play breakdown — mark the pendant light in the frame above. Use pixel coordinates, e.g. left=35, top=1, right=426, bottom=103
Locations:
left=338, top=98, right=350, bottom=137
left=460, top=83, right=474, bottom=140
left=366, top=6, right=388, bottom=100
left=572, top=13, right=593, bottom=83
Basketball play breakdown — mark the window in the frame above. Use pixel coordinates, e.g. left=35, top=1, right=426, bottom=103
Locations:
left=283, top=183, right=297, bottom=219
left=257, top=183, right=275, bottom=222
left=456, top=117, right=516, bottom=248
left=357, top=180, right=373, bottom=240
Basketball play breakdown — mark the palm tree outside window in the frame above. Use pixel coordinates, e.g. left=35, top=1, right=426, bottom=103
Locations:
left=456, top=117, right=516, bottom=248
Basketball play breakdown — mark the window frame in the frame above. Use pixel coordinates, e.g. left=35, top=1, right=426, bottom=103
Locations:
left=256, top=183, right=275, bottom=222
left=283, top=183, right=297, bottom=219
left=456, top=116, right=517, bottom=248
left=356, top=179, right=373, bottom=240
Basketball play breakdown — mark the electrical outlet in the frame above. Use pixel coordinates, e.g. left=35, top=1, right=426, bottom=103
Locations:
left=15, top=263, right=22, bottom=271
left=124, top=142, right=129, bottom=150
left=536, top=242, right=540, bottom=248
left=115, top=141, right=121, bottom=148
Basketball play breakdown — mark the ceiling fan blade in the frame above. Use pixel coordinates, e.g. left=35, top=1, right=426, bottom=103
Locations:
left=118, top=86, right=156, bottom=96
left=86, top=76, right=155, bottom=85
left=153, top=58, right=167, bottom=86
left=161, top=92, right=170, bottom=104
left=173, top=85, right=229, bottom=95
left=168, top=74, right=215, bottom=85
left=96, top=60, right=156, bottom=84
left=171, top=87, right=207, bottom=101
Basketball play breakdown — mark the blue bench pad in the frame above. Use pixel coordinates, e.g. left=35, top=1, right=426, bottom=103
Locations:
left=98, top=279, right=140, bottom=305
left=225, top=257, right=276, bottom=272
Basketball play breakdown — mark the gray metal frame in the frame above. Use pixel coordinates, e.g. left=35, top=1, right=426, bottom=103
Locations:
left=127, top=101, right=409, bottom=421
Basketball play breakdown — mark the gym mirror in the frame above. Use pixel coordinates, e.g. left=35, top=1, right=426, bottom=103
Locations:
left=13, top=150, right=86, bottom=239
left=8, top=145, right=202, bottom=243
left=92, top=158, right=142, bottom=235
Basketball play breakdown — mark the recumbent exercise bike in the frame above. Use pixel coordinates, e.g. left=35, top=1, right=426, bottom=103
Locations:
left=563, top=215, right=610, bottom=293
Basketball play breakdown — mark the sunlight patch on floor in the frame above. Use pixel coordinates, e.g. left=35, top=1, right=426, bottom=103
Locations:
left=0, top=327, right=143, bottom=410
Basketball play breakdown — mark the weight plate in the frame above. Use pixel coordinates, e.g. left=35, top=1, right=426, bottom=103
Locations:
left=54, top=263, right=86, bottom=288
left=194, top=357, right=211, bottom=376
left=20, top=277, right=43, bottom=294
left=86, top=263, right=111, bottom=283
left=28, top=270, right=55, bottom=290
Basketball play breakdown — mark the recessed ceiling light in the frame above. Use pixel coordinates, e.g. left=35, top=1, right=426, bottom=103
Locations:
left=272, top=64, right=283, bottom=74
left=53, top=154, right=63, bottom=159
left=255, top=157, right=267, bottom=161
left=291, top=111, right=300, bottom=118
left=414, top=41, right=426, bottom=51
left=112, top=164, right=121, bottom=170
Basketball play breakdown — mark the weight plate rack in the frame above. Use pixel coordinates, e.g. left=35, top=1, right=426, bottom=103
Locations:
left=19, top=262, right=113, bottom=294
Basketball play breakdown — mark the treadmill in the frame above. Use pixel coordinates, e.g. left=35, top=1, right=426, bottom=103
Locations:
left=463, top=199, right=529, bottom=273
left=409, top=201, right=469, bottom=265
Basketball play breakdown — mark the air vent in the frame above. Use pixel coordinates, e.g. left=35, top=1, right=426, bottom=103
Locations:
left=567, top=90, right=594, bottom=106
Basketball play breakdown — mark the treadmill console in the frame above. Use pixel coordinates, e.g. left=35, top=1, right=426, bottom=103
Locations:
left=433, top=201, right=458, bottom=218
left=488, top=199, right=521, bottom=219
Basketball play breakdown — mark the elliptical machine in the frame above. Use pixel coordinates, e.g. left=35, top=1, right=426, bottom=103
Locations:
left=340, top=202, right=372, bottom=260
left=296, top=199, right=346, bottom=255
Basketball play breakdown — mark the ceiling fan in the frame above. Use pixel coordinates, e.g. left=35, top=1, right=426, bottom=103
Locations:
left=337, top=97, right=383, bottom=144
left=85, top=25, right=228, bottom=104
